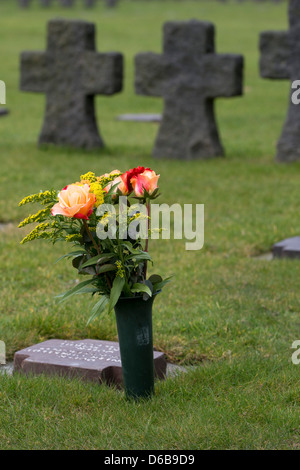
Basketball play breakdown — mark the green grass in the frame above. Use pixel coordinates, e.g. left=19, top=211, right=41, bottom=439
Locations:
left=0, top=0, right=299, bottom=450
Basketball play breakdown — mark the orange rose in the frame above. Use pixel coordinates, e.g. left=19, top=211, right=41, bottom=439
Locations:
left=131, top=169, right=160, bottom=197
left=51, top=184, right=96, bottom=220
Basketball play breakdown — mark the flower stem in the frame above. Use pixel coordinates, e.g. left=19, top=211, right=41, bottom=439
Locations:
left=144, top=200, right=150, bottom=280
left=83, top=220, right=100, bottom=254
left=83, top=220, right=112, bottom=290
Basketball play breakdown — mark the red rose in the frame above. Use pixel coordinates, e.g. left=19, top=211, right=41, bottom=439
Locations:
left=123, top=167, right=151, bottom=193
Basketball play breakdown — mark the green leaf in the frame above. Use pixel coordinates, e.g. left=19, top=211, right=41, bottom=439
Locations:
left=105, top=181, right=121, bottom=198
left=80, top=253, right=115, bottom=269
left=143, top=280, right=154, bottom=301
left=127, top=252, right=152, bottom=262
left=148, top=274, right=163, bottom=284
left=76, top=287, right=99, bottom=295
left=107, top=276, right=125, bottom=313
left=97, top=264, right=117, bottom=274
left=87, top=296, right=109, bottom=325
left=55, top=249, right=86, bottom=264
left=56, top=278, right=95, bottom=303
left=153, top=276, right=173, bottom=293
left=131, top=283, right=153, bottom=297
left=121, top=241, right=141, bottom=254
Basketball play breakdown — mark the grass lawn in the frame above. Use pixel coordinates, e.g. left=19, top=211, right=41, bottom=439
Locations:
left=0, top=0, right=299, bottom=450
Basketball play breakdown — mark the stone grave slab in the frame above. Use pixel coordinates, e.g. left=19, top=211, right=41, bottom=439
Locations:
left=14, top=339, right=167, bottom=387
left=116, top=113, right=161, bottom=122
left=272, top=236, right=300, bottom=259
left=259, top=0, right=300, bottom=162
left=135, top=20, right=243, bottom=160
left=20, top=19, right=123, bottom=149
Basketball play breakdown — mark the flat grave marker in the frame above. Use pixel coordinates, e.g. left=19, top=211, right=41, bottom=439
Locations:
left=272, top=236, right=300, bottom=259
left=116, top=113, right=162, bottom=122
left=14, top=339, right=167, bottom=387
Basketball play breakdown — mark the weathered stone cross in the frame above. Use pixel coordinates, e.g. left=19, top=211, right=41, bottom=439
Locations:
left=135, top=20, right=243, bottom=159
left=260, top=0, right=300, bottom=162
left=20, top=19, right=123, bottom=149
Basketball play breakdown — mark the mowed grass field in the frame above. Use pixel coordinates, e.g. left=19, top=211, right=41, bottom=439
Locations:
left=0, top=0, right=299, bottom=450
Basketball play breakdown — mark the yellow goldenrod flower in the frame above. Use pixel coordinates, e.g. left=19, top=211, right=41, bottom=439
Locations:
left=80, top=172, right=97, bottom=183
left=19, top=190, right=56, bottom=207
left=20, top=223, right=50, bottom=245
left=89, top=182, right=104, bottom=208
left=65, top=234, right=83, bottom=243
left=116, top=260, right=125, bottom=278
left=129, top=213, right=150, bottom=222
left=18, top=209, right=50, bottom=228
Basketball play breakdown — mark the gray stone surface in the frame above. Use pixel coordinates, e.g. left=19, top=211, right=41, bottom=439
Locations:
left=135, top=20, right=243, bottom=160
left=259, top=0, right=300, bottom=162
left=105, top=0, right=118, bottom=7
left=272, top=236, right=300, bottom=259
left=14, top=339, right=167, bottom=386
left=84, top=0, right=96, bottom=7
left=254, top=252, right=273, bottom=261
left=19, top=0, right=31, bottom=7
left=0, top=222, right=14, bottom=231
left=117, top=113, right=161, bottom=122
left=40, top=0, right=52, bottom=6
left=0, top=364, right=13, bottom=376
left=59, top=0, right=75, bottom=6
left=20, top=19, right=123, bottom=149
left=1, top=360, right=185, bottom=379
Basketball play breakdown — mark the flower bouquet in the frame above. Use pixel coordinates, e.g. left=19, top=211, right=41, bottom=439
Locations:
left=19, top=167, right=170, bottom=398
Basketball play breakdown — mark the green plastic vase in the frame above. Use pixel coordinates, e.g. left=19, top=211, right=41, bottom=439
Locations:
left=114, top=293, right=158, bottom=399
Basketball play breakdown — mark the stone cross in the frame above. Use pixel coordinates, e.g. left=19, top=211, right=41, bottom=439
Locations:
left=20, top=19, right=123, bottom=149
left=260, top=0, right=300, bottom=162
left=135, top=20, right=243, bottom=159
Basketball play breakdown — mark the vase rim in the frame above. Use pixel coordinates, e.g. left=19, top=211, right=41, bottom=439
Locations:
left=118, top=290, right=161, bottom=301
